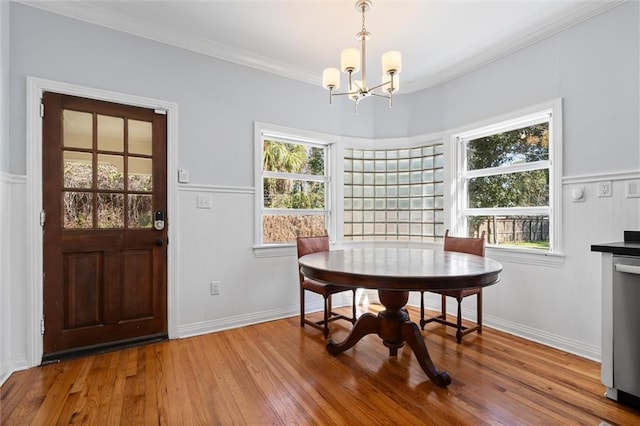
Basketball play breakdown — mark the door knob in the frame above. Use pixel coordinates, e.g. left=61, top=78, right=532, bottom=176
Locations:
left=155, top=239, right=164, bottom=246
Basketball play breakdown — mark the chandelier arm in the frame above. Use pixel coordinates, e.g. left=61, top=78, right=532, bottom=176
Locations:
left=331, top=92, right=360, bottom=97
left=368, top=81, right=391, bottom=92
left=369, top=92, right=391, bottom=99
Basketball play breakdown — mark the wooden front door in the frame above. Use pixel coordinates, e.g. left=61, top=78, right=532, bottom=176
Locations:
left=42, top=92, right=168, bottom=358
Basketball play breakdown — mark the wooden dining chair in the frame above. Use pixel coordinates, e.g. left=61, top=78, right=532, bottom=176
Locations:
left=419, top=229, right=486, bottom=343
left=297, top=234, right=357, bottom=338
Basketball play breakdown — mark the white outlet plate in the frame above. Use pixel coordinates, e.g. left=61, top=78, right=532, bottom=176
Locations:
left=197, top=195, right=212, bottom=209
left=597, top=181, right=612, bottom=198
left=210, top=281, right=220, bottom=295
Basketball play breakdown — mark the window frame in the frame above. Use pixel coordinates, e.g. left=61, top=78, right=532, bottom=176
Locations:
left=254, top=122, right=336, bottom=250
left=449, top=99, right=563, bottom=256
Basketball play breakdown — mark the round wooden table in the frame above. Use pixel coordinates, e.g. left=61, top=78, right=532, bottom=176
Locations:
left=298, top=247, right=503, bottom=388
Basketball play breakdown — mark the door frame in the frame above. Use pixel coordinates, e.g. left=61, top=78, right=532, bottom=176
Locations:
left=26, top=77, right=179, bottom=367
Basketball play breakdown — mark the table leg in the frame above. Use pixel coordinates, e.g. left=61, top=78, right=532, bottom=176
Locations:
left=400, top=321, right=451, bottom=387
left=326, top=289, right=451, bottom=388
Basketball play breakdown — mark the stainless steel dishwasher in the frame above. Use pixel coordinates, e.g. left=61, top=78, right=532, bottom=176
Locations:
left=612, top=255, right=640, bottom=400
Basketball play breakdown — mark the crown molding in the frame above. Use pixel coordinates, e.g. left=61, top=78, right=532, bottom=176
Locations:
left=18, top=0, right=626, bottom=94
left=17, top=0, right=320, bottom=85
left=403, top=0, right=627, bottom=93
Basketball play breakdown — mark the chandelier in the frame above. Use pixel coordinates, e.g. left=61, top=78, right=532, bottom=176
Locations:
left=322, top=0, right=402, bottom=112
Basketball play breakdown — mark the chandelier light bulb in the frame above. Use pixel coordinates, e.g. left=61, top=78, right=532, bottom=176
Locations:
left=382, top=51, right=402, bottom=75
left=322, top=68, right=341, bottom=89
left=341, top=48, right=361, bottom=73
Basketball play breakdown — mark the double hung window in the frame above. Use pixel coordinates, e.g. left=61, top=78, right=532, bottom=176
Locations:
left=454, top=101, right=561, bottom=251
left=257, top=125, right=332, bottom=245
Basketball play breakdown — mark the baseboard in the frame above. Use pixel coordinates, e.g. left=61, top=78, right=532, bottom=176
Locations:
left=0, top=356, right=30, bottom=387
left=484, top=314, right=601, bottom=361
left=176, top=302, right=323, bottom=339
left=408, top=300, right=601, bottom=362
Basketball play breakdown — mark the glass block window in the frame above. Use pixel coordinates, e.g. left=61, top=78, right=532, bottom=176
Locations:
left=344, top=145, right=445, bottom=241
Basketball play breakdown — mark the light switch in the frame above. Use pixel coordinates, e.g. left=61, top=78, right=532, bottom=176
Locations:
left=178, top=169, right=189, bottom=183
left=626, top=180, right=640, bottom=198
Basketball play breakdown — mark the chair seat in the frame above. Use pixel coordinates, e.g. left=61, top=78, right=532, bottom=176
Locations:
left=301, top=278, right=348, bottom=297
left=431, top=288, right=481, bottom=299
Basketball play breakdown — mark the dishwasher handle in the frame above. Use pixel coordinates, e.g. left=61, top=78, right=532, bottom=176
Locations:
left=615, top=263, right=640, bottom=275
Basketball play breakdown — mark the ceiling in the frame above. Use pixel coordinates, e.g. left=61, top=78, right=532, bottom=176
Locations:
left=22, top=0, right=624, bottom=93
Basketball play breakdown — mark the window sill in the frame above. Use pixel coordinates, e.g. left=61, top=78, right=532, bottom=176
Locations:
left=485, top=245, right=565, bottom=268
left=253, top=244, right=297, bottom=258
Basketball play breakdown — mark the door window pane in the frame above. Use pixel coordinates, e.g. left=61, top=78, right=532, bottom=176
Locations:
left=97, top=155, right=124, bottom=190
left=63, top=191, right=93, bottom=229
left=128, top=120, right=153, bottom=155
left=97, top=193, right=124, bottom=228
left=128, top=157, right=153, bottom=191
left=97, top=115, right=124, bottom=152
left=63, top=110, right=92, bottom=149
left=63, top=151, right=93, bottom=189
left=128, top=194, right=153, bottom=228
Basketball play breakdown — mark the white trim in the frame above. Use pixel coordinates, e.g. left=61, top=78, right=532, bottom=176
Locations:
left=562, top=170, right=640, bottom=185
left=0, top=171, right=27, bottom=184
left=25, top=77, right=179, bottom=367
left=178, top=183, right=254, bottom=195
left=18, top=0, right=625, bottom=94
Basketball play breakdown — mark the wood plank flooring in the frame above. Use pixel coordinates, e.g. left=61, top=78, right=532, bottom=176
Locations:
left=2, top=305, right=639, bottom=425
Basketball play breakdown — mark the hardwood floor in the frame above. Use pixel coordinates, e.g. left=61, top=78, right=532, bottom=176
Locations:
left=2, top=305, right=639, bottom=425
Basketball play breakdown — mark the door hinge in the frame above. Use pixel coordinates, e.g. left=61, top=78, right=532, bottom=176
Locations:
left=40, top=318, right=45, bottom=335
left=40, top=210, right=46, bottom=227
left=40, top=102, right=44, bottom=118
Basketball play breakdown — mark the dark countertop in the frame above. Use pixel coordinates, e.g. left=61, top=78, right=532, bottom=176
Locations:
left=591, top=231, right=640, bottom=256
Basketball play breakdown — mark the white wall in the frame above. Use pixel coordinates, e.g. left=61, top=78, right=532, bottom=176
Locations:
left=1, top=1, right=639, bottom=385
left=405, top=1, right=640, bottom=359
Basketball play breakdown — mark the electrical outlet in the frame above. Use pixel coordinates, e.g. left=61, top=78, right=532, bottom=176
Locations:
left=197, top=195, right=212, bottom=209
left=597, top=181, right=612, bottom=198
left=210, top=281, right=221, bottom=295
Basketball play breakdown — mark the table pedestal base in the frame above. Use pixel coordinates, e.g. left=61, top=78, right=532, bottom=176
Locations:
left=326, top=289, right=451, bottom=388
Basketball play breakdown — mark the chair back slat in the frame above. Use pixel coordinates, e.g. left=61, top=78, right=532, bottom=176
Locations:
left=443, top=230, right=486, bottom=257
left=296, top=235, right=330, bottom=284
left=296, top=235, right=329, bottom=259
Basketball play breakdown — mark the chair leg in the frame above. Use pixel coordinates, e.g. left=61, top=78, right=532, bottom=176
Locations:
left=419, top=291, right=425, bottom=330
left=323, top=295, right=330, bottom=338
left=477, top=290, right=483, bottom=334
left=456, top=296, right=463, bottom=344
left=441, top=294, right=447, bottom=319
left=300, top=288, right=305, bottom=328
left=351, top=289, right=357, bottom=323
